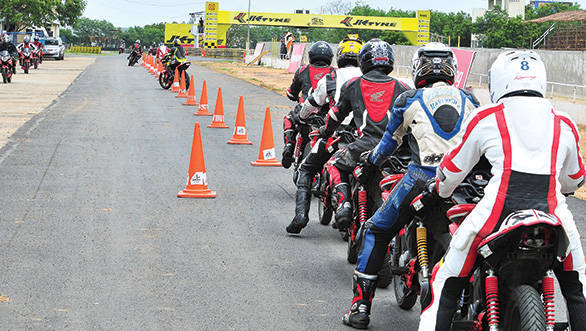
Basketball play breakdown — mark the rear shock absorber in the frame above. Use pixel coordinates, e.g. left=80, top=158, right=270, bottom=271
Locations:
left=543, top=269, right=555, bottom=331
left=357, top=188, right=368, bottom=225
left=416, top=222, right=429, bottom=280
left=485, top=270, right=500, bottom=331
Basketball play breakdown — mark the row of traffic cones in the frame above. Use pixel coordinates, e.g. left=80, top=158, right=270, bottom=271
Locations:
left=178, top=102, right=281, bottom=198
left=139, top=57, right=281, bottom=198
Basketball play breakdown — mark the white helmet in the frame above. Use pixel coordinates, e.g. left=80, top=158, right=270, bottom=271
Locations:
left=411, top=42, right=457, bottom=87
left=136, top=39, right=140, bottom=44
left=488, top=50, right=546, bottom=103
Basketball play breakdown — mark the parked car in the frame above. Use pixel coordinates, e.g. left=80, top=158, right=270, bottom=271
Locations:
left=43, top=37, right=65, bottom=60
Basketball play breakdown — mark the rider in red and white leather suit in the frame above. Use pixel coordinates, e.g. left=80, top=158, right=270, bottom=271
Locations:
left=419, top=50, right=586, bottom=330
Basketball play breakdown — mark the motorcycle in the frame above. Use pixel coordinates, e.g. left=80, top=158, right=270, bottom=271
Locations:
left=128, top=50, right=141, bottom=66
left=119, top=46, right=124, bottom=54
left=445, top=206, right=571, bottom=331
left=1, top=50, right=14, bottom=83
left=20, top=48, right=32, bottom=74
left=34, top=47, right=43, bottom=65
left=158, top=54, right=191, bottom=91
left=389, top=161, right=490, bottom=310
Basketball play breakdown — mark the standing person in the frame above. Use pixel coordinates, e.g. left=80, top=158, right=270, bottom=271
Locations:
left=281, top=41, right=335, bottom=169
left=313, top=39, right=409, bottom=233
left=417, top=50, right=586, bottom=331
left=286, top=36, right=363, bottom=234
left=341, top=43, right=479, bottom=329
left=280, top=37, right=287, bottom=60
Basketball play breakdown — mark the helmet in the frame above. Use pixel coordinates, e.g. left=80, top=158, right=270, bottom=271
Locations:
left=136, top=39, right=140, bottom=44
left=411, top=42, right=457, bottom=87
left=488, top=50, right=546, bottom=102
left=336, top=37, right=362, bottom=68
left=24, top=35, right=30, bottom=43
left=173, top=38, right=181, bottom=47
left=358, top=38, right=394, bottom=75
left=1, top=32, right=6, bottom=42
left=308, top=41, right=334, bottom=66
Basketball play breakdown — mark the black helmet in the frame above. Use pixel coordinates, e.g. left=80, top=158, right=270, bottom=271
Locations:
left=412, top=42, right=457, bottom=87
left=358, top=38, right=394, bottom=75
left=308, top=41, right=333, bottom=66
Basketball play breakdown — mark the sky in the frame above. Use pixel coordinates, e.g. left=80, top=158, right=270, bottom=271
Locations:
left=83, top=0, right=586, bottom=27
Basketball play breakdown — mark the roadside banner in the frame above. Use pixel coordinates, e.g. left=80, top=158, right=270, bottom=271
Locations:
left=287, top=44, right=306, bottom=73
left=452, top=48, right=476, bottom=89
left=164, top=23, right=195, bottom=48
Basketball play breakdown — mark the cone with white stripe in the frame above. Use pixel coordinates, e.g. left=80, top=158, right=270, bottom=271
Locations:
left=177, top=122, right=216, bottom=198
left=227, top=96, right=252, bottom=145
left=208, top=87, right=229, bottom=128
left=251, top=107, right=281, bottom=166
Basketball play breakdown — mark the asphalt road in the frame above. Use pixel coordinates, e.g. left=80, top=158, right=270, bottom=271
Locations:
left=0, top=56, right=584, bottom=330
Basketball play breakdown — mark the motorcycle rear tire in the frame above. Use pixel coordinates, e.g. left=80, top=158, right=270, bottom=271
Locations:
left=318, top=201, right=333, bottom=225
left=392, top=235, right=418, bottom=310
left=503, top=285, right=546, bottom=331
left=2, top=69, right=7, bottom=83
left=347, top=228, right=359, bottom=264
left=377, top=252, right=392, bottom=288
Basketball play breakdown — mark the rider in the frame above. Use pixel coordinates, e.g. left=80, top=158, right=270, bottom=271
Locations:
left=32, top=35, right=44, bottom=58
left=168, top=39, right=189, bottom=89
left=0, top=32, right=18, bottom=73
left=282, top=41, right=335, bottom=169
left=156, top=42, right=169, bottom=60
left=285, top=36, right=363, bottom=234
left=418, top=50, right=586, bottom=331
left=16, top=35, right=37, bottom=66
left=127, top=39, right=142, bottom=60
left=316, top=39, right=409, bottom=233
left=341, top=42, right=479, bottom=329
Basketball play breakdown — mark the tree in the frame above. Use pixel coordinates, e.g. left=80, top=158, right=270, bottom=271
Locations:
left=0, top=0, right=86, bottom=31
left=73, top=17, right=116, bottom=46
left=472, top=6, right=526, bottom=48
left=430, top=11, right=473, bottom=47
left=322, top=0, right=353, bottom=15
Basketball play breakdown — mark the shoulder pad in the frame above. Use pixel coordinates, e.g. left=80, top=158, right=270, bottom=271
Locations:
left=394, top=89, right=418, bottom=108
left=460, top=88, right=480, bottom=107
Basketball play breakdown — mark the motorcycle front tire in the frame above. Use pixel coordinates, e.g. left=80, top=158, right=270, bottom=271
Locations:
left=2, top=68, right=7, bottom=83
left=24, top=64, right=29, bottom=74
left=34, top=59, right=38, bottom=69
left=159, top=72, right=172, bottom=89
left=502, top=285, right=546, bottom=331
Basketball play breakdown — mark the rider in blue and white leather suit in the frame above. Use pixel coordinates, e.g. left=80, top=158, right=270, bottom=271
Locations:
left=343, top=43, right=480, bottom=329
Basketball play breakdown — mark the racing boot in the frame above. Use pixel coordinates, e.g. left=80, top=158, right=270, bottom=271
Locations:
left=343, top=271, right=377, bottom=329
left=286, top=187, right=312, bottom=234
left=334, top=183, right=352, bottom=229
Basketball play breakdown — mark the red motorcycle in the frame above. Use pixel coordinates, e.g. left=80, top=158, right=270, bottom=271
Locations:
left=20, top=48, right=32, bottom=74
left=1, top=50, right=14, bottom=83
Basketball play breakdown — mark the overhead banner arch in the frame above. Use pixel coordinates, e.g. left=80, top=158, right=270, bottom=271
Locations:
left=202, top=1, right=430, bottom=48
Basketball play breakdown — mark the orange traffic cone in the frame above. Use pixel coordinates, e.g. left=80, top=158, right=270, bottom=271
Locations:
left=194, top=80, right=212, bottom=116
left=177, top=122, right=216, bottom=198
left=182, top=75, right=198, bottom=106
left=171, top=68, right=180, bottom=93
left=208, top=88, right=229, bottom=128
left=151, top=58, right=158, bottom=75
left=202, top=48, right=206, bottom=57
left=251, top=108, right=282, bottom=166
left=141, top=53, right=146, bottom=67
left=227, top=96, right=252, bottom=145
left=176, top=71, right=188, bottom=98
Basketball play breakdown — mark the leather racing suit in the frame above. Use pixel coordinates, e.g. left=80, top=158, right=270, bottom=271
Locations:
left=357, top=83, right=480, bottom=273
left=156, top=45, right=169, bottom=60
left=418, top=96, right=586, bottom=330
left=321, top=70, right=408, bottom=225
left=282, top=63, right=335, bottom=166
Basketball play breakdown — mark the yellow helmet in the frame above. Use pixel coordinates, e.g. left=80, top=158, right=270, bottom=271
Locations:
left=337, top=37, right=363, bottom=68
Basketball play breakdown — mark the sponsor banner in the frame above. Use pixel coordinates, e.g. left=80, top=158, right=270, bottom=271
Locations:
left=452, top=48, right=476, bottom=89
left=218, top=11, right=418, bottom=31
left=164, top=23, right=195, bottom=47
left=288, top=44, right=306, bottom=73
left=205, top=1, right=219, bottom=48
left=416, top=11, right=430, bottom=45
